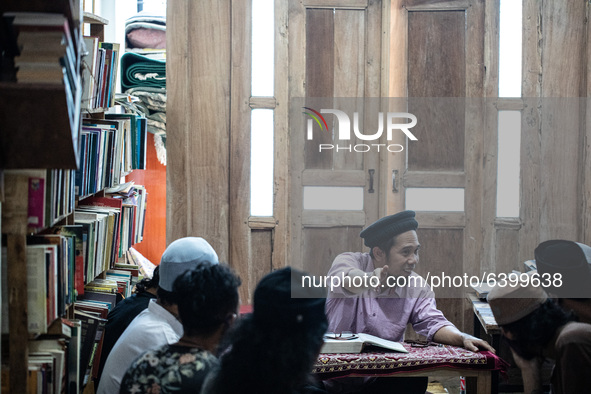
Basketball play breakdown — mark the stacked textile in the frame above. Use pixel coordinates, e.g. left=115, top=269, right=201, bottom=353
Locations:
left=125, top=12, right=166, bottom=50
left=121, top=11, right=167, bottom=165
left=121, top=52, right=165, bottom=91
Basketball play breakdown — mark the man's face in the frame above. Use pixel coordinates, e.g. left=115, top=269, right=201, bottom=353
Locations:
left=377, top=230, right=420, bottom=277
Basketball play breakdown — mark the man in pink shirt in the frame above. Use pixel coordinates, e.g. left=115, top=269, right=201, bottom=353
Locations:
left=324, top=210, right=493, bottom=393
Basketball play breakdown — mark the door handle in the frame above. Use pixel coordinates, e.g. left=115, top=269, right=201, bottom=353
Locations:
left=368, top=169, right=375, bottom=193
left=392, top=169, right=399, bottom=193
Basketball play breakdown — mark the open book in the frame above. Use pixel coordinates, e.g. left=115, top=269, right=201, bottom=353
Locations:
left=320, top=333, right=408, bottom=354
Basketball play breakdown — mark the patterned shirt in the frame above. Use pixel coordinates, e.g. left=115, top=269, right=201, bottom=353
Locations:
left=325, top=252, right=454, bottom=342
left=120, top=344, right=218, bottom=394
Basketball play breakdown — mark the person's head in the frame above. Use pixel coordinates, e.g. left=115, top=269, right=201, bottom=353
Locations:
left=173, top=263, right=241, bottom=340
left=360, top=210, right=420, bottom=277
left=253, top=267, right=328, bottom=337
left=158, top=237, right=219, bottom=306
left=135, top=265, right=160, bottom=294
left=209, top=267, right=327, bottom=393
left=535, top=239, right=591, bottom=299
left=487, top=281, right=574, bottom=359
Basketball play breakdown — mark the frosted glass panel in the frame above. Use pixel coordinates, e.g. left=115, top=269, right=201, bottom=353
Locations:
left=251, top=109, right=274, bottom=216
left=303, top=187, right=364, bottom=211
left=499, top=0, right=522, bottom=97
left=405, top=188, right=464, bottom=212
left=252, top=0, right=274, bottom=96
left=496, top=111, right=521, bottom=217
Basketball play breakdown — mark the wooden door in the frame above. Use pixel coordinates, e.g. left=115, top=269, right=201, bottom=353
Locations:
left=288, top=0, right=385, bottom=276
left=387, top=0, right=486, bottom=330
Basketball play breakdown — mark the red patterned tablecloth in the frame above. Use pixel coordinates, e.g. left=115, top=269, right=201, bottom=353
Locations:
left=314, top=343, right=508, bottom=379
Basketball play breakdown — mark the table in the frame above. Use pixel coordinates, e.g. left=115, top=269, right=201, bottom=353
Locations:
left=467, top=292, right=501, bottom=350
left=314, top=343, right=508, bottom=394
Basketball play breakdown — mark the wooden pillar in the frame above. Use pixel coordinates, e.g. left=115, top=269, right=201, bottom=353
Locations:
left=521, top=0, right=587, bottom=249
left=7, top=233, right=28, bottom=394
left=167, top=0, right=232, bottom=260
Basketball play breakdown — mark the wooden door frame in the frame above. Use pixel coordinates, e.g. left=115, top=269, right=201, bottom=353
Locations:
left=382, top=0, right=486, bottom=332
left=227, top=0, right=291, bottom=301
left=385, top=0, right=485, bottom=274
left=287, top=0, right=387, bottom=271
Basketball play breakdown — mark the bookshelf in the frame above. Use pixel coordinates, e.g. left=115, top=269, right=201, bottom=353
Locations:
left=0, top=3, right=147, bottom=393
left=0, top=84, right=81, bottom=169
left=0, top=1, right=83, bottom=169
left=0, top=0, right=82, bottom=392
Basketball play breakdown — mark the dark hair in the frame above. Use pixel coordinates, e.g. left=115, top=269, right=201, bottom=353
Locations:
left=208, top=313, right=328, bottom=393
left=502, top=299, right=576, bottom=359
left=157, top=287, right=178, bottom=306
left=369, top=235, right=398, bottom=259
left=135, top=266, right=160, bottom=294
left=172, top=263, right=241, bottom=337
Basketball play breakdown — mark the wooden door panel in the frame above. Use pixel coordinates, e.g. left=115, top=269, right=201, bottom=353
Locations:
left=389, top=0, right=484, bottom=332
left=415, top=228, right=464, bottom=299
left=407, top=98, right=466, bottom=171
left=334, top=9, right=365, bottom=171
left=407, top=11, right=466, bottom=97
left=302, top=227, right=363, bottom=277
left=290, top=0, right=382, bottom=271
left=408, top=11, right=466, bottom=171
left=305, top=9, right=334, bottom=170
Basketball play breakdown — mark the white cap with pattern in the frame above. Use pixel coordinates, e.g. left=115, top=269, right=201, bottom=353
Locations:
left=158, top=237, right=219, bottom=291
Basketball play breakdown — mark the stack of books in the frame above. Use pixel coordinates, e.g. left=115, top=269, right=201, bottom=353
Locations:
left=4, top=12, right=80, bottom=117
left=81, top=37, right=120, bottom=111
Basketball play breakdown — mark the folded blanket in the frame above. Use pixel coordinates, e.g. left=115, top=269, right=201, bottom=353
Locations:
left=125, top=11, right=166, bottom=33
left=121, top=52, right=166, bottom=90
left=127, top=27, right=166, bottom=49
left=148, top=111, right=166, bottom=124
left=124, top=87, right=166, bottom=112
left=154, top=131, right=167, bottom=166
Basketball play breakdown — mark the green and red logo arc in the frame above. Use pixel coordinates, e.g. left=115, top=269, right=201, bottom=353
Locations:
left=302, top=107, right=328, bottom=133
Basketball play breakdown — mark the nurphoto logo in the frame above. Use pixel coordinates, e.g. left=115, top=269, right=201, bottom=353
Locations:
left=303, top=107, right=418, bottom=153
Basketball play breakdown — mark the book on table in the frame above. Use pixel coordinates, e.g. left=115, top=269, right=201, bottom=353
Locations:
left=320, top=333, right=408, bottom=354
left=470, top=281, right=495, bottom=300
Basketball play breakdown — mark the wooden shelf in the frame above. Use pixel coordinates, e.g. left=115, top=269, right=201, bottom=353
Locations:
left=82, top=11, right=108, bottom=26
left=0, top=0, right=83, bottom=170
left=83, top=11, right=108, bottom=43
left=0, top=0, right=81, bottom=24
left=0, top=1, right=83, bottom=392
left=0, top=82, right=81, bottom=169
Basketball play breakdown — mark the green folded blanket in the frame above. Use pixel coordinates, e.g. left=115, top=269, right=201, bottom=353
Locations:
left=121, top=52, right=166, bottom=90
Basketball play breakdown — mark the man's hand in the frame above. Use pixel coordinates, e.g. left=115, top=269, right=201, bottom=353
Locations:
left=433, top=326, right=496, bottom=353
left=372, top=265, right=390, bottom=290
left=510, top=348, right=542, bottom=372
left=461, top=334, right=496, bottom=353
left=510, top=348, right=543, bottom=394
left=342, top=267, right=389, bottom=294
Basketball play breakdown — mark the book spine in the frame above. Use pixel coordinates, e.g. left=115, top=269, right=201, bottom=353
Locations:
left=28, top=177, right=46, bottom=228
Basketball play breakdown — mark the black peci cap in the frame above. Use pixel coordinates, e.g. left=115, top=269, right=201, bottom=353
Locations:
left=534, top=239, right=591, bottom=298
left=360, top=210, right=419, bottom=248
left=253, top=267, right=327, bottom=329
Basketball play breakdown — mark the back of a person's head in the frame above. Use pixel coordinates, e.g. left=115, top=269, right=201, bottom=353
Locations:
left=173, top=263, right=241, bottom=337
left=206, top=267, right=327, bottom=393
left=157, top=237, right=219, bottom=304
left=135, top=265, right=160, bottom=294
left=253, top=266, right=327, bottom=331
left=535, top=239, right=591, bottom=299
left=488, top=280, right=574, bottom=359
